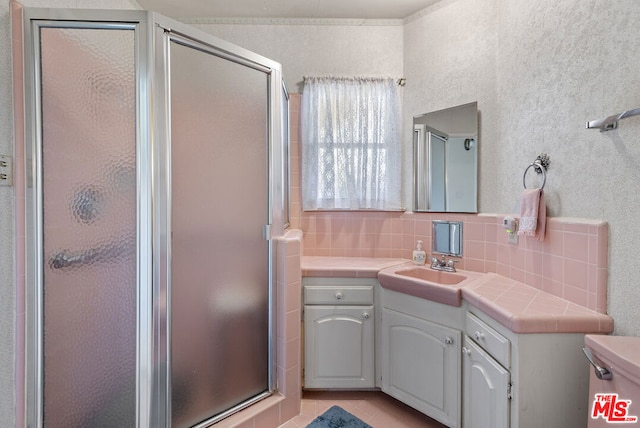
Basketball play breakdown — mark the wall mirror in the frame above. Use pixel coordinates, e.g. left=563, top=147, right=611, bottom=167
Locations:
left=413, top=101, right=478, bottom=212
left=432, top=220, right=463, bottom=257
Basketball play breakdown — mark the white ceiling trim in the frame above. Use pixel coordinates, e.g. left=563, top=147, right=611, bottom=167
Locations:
left=137, top=0, right=446, bottom=21
left=175, top=0, right=461, bottom=27
left=180, top=17, right=405, bottom=26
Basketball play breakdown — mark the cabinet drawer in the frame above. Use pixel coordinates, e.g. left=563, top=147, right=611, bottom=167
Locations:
left=304, top=285, right=374, bottom=305
left=466, top=312, right=510, bottom=368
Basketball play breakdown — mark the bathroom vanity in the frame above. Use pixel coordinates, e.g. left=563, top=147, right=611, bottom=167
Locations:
left=301, top=256, right=614, bottom=428
left=379, top=286, right=597, bottom=428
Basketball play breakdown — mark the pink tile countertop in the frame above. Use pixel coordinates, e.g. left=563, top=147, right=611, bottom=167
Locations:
left=462, top=272, right=613, bottom=334
left=303, top=257, right=614, bottom=335
left=301, top=256, right=407, bottom=278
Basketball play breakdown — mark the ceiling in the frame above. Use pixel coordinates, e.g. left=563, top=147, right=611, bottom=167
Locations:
left=136, top=0, right=442, bottom=20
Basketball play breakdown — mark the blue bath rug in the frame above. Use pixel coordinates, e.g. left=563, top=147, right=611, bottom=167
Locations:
left=307, top=405, right=372, bottom=428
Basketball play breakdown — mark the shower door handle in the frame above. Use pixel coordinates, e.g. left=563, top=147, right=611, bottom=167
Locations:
left=49, top=236, right=134, bottom=269
left=50, top=250, right=95, bottom=269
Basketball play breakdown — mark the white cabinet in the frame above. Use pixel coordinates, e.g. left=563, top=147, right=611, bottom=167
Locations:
left=381, top=289, right=462, bottom=428
left=462, top=336, right=510, bottom=428
left=303, top=278, right=376, bottom=389
left=465, top=308, right=590, bottom=428
left=463, top=311, right=511, bottom=428
left=302, top=274, right=591, bottom=428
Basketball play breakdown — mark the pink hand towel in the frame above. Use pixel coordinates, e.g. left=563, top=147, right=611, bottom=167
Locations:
left=518, top=188, right=546, bottom=241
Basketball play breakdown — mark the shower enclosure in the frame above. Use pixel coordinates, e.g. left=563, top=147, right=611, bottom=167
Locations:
left=19, top=7, right=287, bottom=427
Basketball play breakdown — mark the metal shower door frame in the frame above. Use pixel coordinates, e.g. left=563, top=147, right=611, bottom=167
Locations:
left=151, top=14, right=281, bottom=427
left=21, top=8, right=281, bottom=428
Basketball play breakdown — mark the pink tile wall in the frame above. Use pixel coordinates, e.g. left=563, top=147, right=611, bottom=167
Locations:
left=289, top=93, right=301, bottom=228
left=276, top=229, right=302, bottom=403
left=492, top=217, right=608, bottom=313
left=288, top=93, right=608, bottom=314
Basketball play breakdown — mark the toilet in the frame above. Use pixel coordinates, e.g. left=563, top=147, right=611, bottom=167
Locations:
left=584, top=335, right=640, bottom=427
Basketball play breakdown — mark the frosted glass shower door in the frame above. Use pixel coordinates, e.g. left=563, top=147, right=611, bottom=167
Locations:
left=168, top=38, right=271, bottom=427
left=38, top=26, right=137, bottom=427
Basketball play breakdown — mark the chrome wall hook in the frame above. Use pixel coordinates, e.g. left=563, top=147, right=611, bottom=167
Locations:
left=533, top=153, right=550, bottom=174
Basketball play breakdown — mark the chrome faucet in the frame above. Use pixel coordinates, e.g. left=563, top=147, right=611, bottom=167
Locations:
left=429, top=254, right=458, bottom=272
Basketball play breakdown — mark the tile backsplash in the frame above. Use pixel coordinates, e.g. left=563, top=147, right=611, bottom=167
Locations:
left=296, top=211, right=607, bottom=314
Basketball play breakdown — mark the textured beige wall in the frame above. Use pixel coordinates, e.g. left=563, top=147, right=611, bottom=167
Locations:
left=403, top=0, right=499, bottom=213
left=405, top=0, right=640, bottom=336
left=493, top=0, right=640, bottom=337
left=187, top=19, right=405, bottom=94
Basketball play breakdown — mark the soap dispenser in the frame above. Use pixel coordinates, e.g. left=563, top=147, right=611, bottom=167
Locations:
left=412, top=240, right=426, bottom=265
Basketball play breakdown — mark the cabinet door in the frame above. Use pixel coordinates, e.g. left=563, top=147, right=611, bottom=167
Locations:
left=381, top=308, right=461, bottom=427
left=462, top=337, right=510, bottom=428
left=304, top=306, right=374, bottom=388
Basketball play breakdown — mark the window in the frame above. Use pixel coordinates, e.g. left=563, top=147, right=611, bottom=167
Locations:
left=301, top=76, right=402, bottom=211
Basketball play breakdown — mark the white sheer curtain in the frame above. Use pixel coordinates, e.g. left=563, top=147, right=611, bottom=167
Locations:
left=301, top=76, right=403, bottom=210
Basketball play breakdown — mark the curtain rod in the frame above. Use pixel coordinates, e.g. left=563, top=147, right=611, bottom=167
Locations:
left=302, top=76, right=406, bottom=86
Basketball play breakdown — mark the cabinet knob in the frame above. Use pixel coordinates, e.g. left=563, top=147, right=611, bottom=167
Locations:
left=462, top=346, right=471, bottom=356
left=335, top=292, right=344, bottom=300
left=362, top=312, right=370, bottom=320
left=474, top=331, right=484, bottom=341
left=444, top=336, right=454, bottom=345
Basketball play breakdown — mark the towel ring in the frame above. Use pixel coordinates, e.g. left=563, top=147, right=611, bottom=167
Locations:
left=523, top=161, right=546, bottom=189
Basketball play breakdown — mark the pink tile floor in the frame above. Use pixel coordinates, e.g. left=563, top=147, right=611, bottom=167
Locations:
left=278, top=391, right=447, bottom=428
